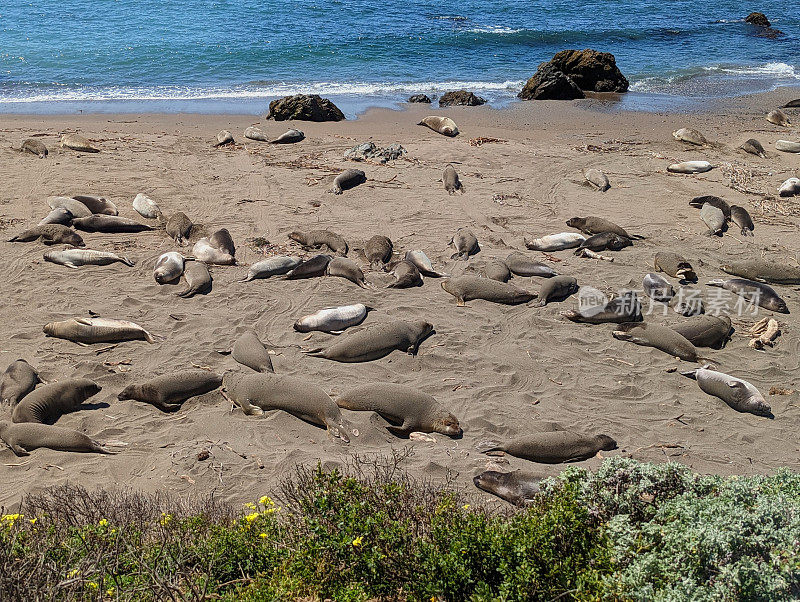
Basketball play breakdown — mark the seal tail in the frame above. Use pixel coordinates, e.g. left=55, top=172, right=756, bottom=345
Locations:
left=121, top=256, right=135, bottom=267
left=144, top=332, right=166, bottom=344
left=301, top=347, right=325, bottom=357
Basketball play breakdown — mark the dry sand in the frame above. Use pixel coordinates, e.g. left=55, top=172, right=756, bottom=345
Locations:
left=1, top=90, right=799, bottom=508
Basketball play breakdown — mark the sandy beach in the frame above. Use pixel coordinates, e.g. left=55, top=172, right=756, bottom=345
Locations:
left=1, top=90, right=799, bottom=509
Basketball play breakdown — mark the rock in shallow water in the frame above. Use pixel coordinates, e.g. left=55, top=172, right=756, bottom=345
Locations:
left=267, top=94, right=345, bottom=122
left=439, top=90, right=487, bottom=107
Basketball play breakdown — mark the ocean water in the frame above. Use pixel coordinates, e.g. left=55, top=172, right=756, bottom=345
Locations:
left=0, top=0, right=798, bottom=115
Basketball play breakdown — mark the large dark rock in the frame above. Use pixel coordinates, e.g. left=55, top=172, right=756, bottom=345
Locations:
left=517, top=63, right=585, bottom=100
left=439, top=90, right=487, bottom=107
left=745, top=12, right=770, bottom=27
left=547, top=49, right=629, bottom=93
left=408, top=94, right=432, bottom=103
left=267, top=94, right=345, bottom=122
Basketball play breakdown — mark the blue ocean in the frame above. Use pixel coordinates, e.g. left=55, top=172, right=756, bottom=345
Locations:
left=1, top=0, right=798, bottom=115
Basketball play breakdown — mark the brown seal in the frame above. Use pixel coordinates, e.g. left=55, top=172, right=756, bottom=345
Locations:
left=387, top=260, right=423, bottom=288
left=566, top=216, right=642, bottom=239
left=364, top=235, right=393, bottom=270
left=177, top=261, right=212, bottom=297
left=706, top=278, right=789, bottom=313
left=730, top=205, right=754, bottom=236
left=289, top=229, right=349, bottom=255
left=72, top=194, right=118, bottom=215
left=537, top=276, right=579, bottom=306
left=654, top=252, right=697, bottom=281
left=483, top=260, right=511, bottom=282
left=1, top=360, right=42, bottom=406
left=473, top=471, right=541, bottom=506
left=418, top=116, right=458, bottom=137
left=443, top=164, right=465, bottom=194
left=21, top=138, right=48, bottom=158
left=164, top=212, right=193, bottom=245
left=304, top=319, right=434, bottom=362
left=209, top=228, right=236, bottom=256
left=671, top=315, right=732, bottom=348
left=72, top=215, right=152, bottom=233
left=562, top=290, right=642, bottom=324
left=449, top=228, right=479, bottom=260
left=285, top=254, right=332, bottom=279
left=480, top=430, right=617, bottom=463
left=327, top=256, right=370, bottom=288
left=12, top=379, right=101, bottom=424
left=720, top=259, right=800, bottom=285
left=441, top=276, right=535, bottom=305
left=118, top=370, right=222, bottom=412
left=574, top=232, right=632, bottom=253
left=612, top=322, right=704, bottom=362
left=331, top=169, right=366, bottom=194
left=8, top=224, right=85, bottom=246
left=231, top=331, right=274, bottom=373
left=688, top=195, right=731, bottom=219
left=0, top=421, right=113, bottom=456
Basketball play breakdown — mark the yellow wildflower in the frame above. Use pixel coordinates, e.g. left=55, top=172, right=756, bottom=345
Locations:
left=244, top=502, right=257, bottom=510
left=1, top=513, right=22, bottom=524
left=99, top=519, right=108, bottom=527
left=259, top=495, right=273, bottom=506
left=352, top=536, right=363, bottom=547
left=87, top=582, right=98, bottom=590
left=159, top=513, right=172, bottom=527
left=107, top=588, right=115, bottom=596
left=68, top=569, right=80, bottom=578
left=259, top=533, right=268, bottom=539
left=462, top=504, right=470, bottom=510
left=244, top=512, right=260, bottom=523
left=29, top=518, right=37, bottom=525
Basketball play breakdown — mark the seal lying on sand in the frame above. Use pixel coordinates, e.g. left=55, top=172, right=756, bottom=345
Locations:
left=61, top=133, right=100, bottom=153
left=418, top=116, right=458, bottom=137
left=364, top=235, right=393, bottom=270
left=643, top=273, right=675, bottom=303
left=118, top=370, right=222, bottom=412
left=504, top=253, right=557, bottom=277
left=133, top=193, right=162, bottom=219
left=584, top=168, right=610, bottom=191
left=672, top=128, right=707, bottom=145
left=193, top=238, right=235, bottom=265
left=289, top=230, right=349, bottom=255
left=671, top=315, right=731, bottom=348
left=48, top=196, right=92, bottom=218
left=441, top=276, right=535, bottom=306
left=480, top=430, right=617, bottom=464
left=222, top=372, right=350, bottom=442
left=336, top=383, right=461, bottom=437
left=241, top=256, right=301, bottom=281
left=688, top=195, right=731, bottom=219
left=730, top=205, right=754, bottom=236
left=1, top=360, right=42, bottom=406
left=45, top=248, right=134, bottom=269
left=164, top=212, right=193, bottom=245
left=483, top=260, right=511, bottom=282
left=153, top=252, right=185, bottom=284
left=537, top=276, right=578, bottom=306
left=270, top=128, right=305, bottom=144
left=574, top=232, right=631, bottom=253
left=231, top=331, right=274, bottom=373
left=404, top=250, right=448, bottom=277
left=72, top=194, right=118, bottom=216
left=706, top=278, right=789, bottom=313
left=177, top=261, right=212, bottom=297
left=286, top=254, right=332, bottom=279
left=767, top=109, right=790, bottom=127
left=44, top=317, right=159, bottom=344
left=331, top=169, right=366, bottom=194
left=612, top=322, right=705, bottom=362
left=327, top=256, right=370, bottom=288
left=654, top=252, right=696, bottom=281
left=681, top=365, right=772, bottom=417
left=39, top=208, right=73, bottom=226
left=72, top=215, right=151, bottom=233
left=720, top=260, right=800, bottom=285
left=9, top=225, right=84, bottom=246
left=12, top=379, right=101, bottom=424
left=22, top=138, right=48, bottom=158
left=740, top=138, right=767, bottom=158
left=443, top=164, right=465, bottom=194
left=524, top=232, right=585, bottom=251
left=294, top=304, right=372, bottom=333
left=566, top=216, right=643, bottom=239
left=667, top=161, right=713, bottom=174
left=387, top=260, right=423, bottom=288
left=562, top=290, right=642, bottom=324
left=304, top=319, right=433, bottom=362
left=449, top=228, right=479, bottom=260
left=213, top=130, right=234, bottom=147
left=473, top=471, right=541, bottom=506
left=0, top=421, right=113, bottom=456
left=699, top=202, right=726, bottom=235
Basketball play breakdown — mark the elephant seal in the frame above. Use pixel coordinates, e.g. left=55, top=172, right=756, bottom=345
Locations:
left=388, top=260, right=423, bottom=288
left=364, top=235, right=393, bottom=270
left=12, top=379, right=101, bottom=424
left=775, top=140, right=800, bottom=153
left=767, top=109, right=790, bottom=127
left=473, top=471, right=541, bottom=506
left=221, top=371, right=349, bottom=442
left=443, top=164, right=465, bottom=194
left=61, top=133, right=100, bottom=153
left=289, top=230, right=349, bottom=255
left=782, top=99, right=800, bottom=108
left=565, top=217, right=642, bottom=239
left=537, top=276, right=578, bottom=306
left=688, top=195, right=731, bottom=219
left=584, top=168, right=610, bottom=191
left=294, top=303, right=372, bottom=333
left=730, top=205, right=754, bottom=236
left=336, top=383, right=461, bottom=437
left=1, top=360, right=41, bottom=406
left=779, top=178, right=800, bottom=197
left=72, top=215, right=151, bottom=233
left=270, top=128, right=305, bottom=144
left=672, top=314, right=731, bottom=348
left=654, top=252, right=696, bottom=281
left=118, top=370, right=222, bottom=412
left=643, top=273, right=675, bottom=303
left=133, top=193, right=162, bottom=219
left=667, top=161, right=713, bottom=174
left=39, top=208, right=73, bottom=226
left=44, top=317, right=159, bottom=344
left=719, top=260, right=800, bottom=285
left=177, top=261, right=212, bottom=297
left=45, top=248, right=134, bottom=269
left=213, top=130, right=234, bottom=146
left=22, top=138, right=48, bottom=158
left=699, top=202, right=726, bottom=235
left=483, top=260, right=511, bottom=282
left=48, top=196, right=92, bottom=218
left=327, top=256, right=369, bottom=288
left=671, top=286, right=705, bottom=317
left=441, top=276, right=535, bottom=306
left=574, top=232, right=631, bottom=253
left=0, top=421, right=112, bottom=456
left=286, top=254, right=332, bottom=279
left=681, top=365, right=772, bottom=417
left=418, top=116, right=458, bottom=137
left=304, top=319, right=433, bottom=362
left=72, top=195, right=118, bottom=216
left=9, top=225, right=84, bottom=246
left=504, top=253, right=557, bottom=277
left=449, top=228, right=479, bottom=260
left=562, top=290, right=642, bottom=324
left=153, top=252, right=185, bottom=284
left=612, top=322, right=704, bottom=362
left=524, top=232, right=585, bottom=251
left=231, top=331, right=274, bottom=373
left=243, top=126, right=269, bottom=141
left=672, top=128, right=708, bottom=145
left=210, top=228, right=236, bottom=257
left=706, top=278, right=789, bottom=313
left=164, top=212, right=193, bottom=245
left=740, top=138, right=767, bottom=158
left=480, top=430, right=617, bottom=464
left=193, top=238, right=235, bottom=265
left=404, top=250, right=449, bottom=277
left=331, top=169, right=366, bottom=194
left=241, top=256, right=301, bottom=281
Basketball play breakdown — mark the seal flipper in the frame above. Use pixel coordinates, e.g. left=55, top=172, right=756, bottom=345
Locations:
left=386, top=424, right=412, bottom=438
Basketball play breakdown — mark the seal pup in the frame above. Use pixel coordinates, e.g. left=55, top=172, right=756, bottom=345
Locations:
left=213, top=130, right=234, bottom=147
left=699, top=202, right=726, bottom=235
left=574, top=232, right=631, bottom=253
left=404, top=250, right=448, bottom=277
left=387, top=260, right=423, bottom=288
left=289, top=230, right=349, bottom=256
left=681, top=365, right=772, bottom=417
left=241, top=256, right=301, bottom=281
left=720, top=260, right=800, bottom=285
left=537, top=276, right=579, bottom=306
left=612, top=322, right=704, bottom=362
left=524, top=232, right=585, bottom=251
left=654, top=252, right=696, bottom=282
left=39, top=208, right=73, bottom=226
left=730, top=205, right=754, bottom=236
left=153, top=252, right=185, bottom=284
left=671, top=315, right=731, bottom=348
left=473, top=471, right=541, bottom=506
left=44, top=317, right=159, bottom=344
left=418, top=116, right=458, bottom=137
left=22, top=138, right=47, bottom=158
left=331, top=169, right=366, bottom=194
left=740, top=138, right=767, bottom=158
left=336, top=383, right=461, bottom=437
left=244, top=126, right=269, bottom=141
left=364, top=235, right=393, bottom=270
left=294, top=303, right=372, bottom=333
left=72, top=195, right=118, bottom=216
left=221, top=372, right=350, bottom=442
left=778, top=178, right=800, bottom=197
left=304, top=319, right=433, bottom=362
left=584, top=168, right=610, bottom=191
left=1, top=360, right=41, bottom=406
left=667, top=161, right=713, bottom=174
left=643, top=273, right=675, bottom=303
left=326, top=256, right=370, bottom=288
left=688, top=195, right=731, bottom=219
left=210, top=228, right=236, bottom=257
left=45, top=248, right=134, bottom=269
left=0, top=421, right=112, bottom=456
left=47, top=196, right=92, bottom=218
left=706, top=278, right=789, bottom=313
left=562, top=290, right=642, bottom=324
left=231, top=331, right=274, bottom=373
left=480, top=430, right=617, bottom=464
left=766, top=109, right=790, bottom=127
left=61, top=133, right=100, bottom=153
left=449, top=228, right=479, bottom=260
left=672, top=128, right=707, bottom=145
left=443, top=164, right=465, bottom=194
left=270, top=128, right=304, bottom=144
left=133, top=193, right=162, bottom=219
left=72, top=215, right=151, bottom=233
left=9, top=225, right=84, bottom=247
left=504, top=253, right=557, bottom=277
left=285, top=254, right=332, bottom=279
left=441, top=276, right=535, bottom=306
left=192, top=238, right=235, bottom=265
left=164, top=212, right=193, bottom=245
left=12, top=379, right=101, bottom=424
left=775, top=140, right=800, bottom=153
left=483, top=260, right=511, bottom=282
left=566, top=217, right=642, bottom=239
left=118, top=370, right=222, bottom=413
left=177, top=261, right=212, bottom=297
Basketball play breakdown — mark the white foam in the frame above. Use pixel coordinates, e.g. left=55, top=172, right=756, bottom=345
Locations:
left=467, top=26, right=523, bottom=34
left=703, top=62, right=799, bottom=78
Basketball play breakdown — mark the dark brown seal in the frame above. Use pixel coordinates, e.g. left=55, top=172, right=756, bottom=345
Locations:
left=118, top=370, right=222, bottom=412
left=473, top=471, right=541, bottom=506
left=164, top=212, right=193, bottom=245
left=574, top=232, right=632, bottom=253
left=481, top=431, right=617, bottom=463
left=565, top=216, right=642, bottom=239
left=12, top=379, right=101, bottom=424
left=364, top=235, right=393, bottom=270
left=22, top=138, right=48, bottom=158
left=8, top=224, right=84, bottom=246
left=304, top=319, right=434, bottom=362
left=441, top=276, right=535, bottom=305
left=72, top=215, right=151, bottom=233
left=289, top=229, right=349, bottom=255
left=0, top=421, right=113, bottom=456
left=285, top=254, right=332, bottom=279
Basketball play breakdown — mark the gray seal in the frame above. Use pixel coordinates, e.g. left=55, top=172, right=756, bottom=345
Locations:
left=699, top=202, right=726, bottom=235
left=209, top=228, right=236, bottom=257
left=241, top=256, right=301, bottom=281
left=9, top=225, right=84, bottom=246
left=706, top=278, right=789, bottom=313
left=537, top=276, right=579, bottom=306
left=72, top=195, right=118, bottom=216
left=304, top=319, right=433, bottom=362
left=483, top=260, right=511, bottom=282
left=612, top=322, right=703, bottom=362
left=730, top=205, right=754, bottom=236
left=364, top=235, right=393, bottom=270
left=449, top=228, right=479, bottom=260
left=45, top=248, right=134, bottom=269
left=574, top=232, right=631, bottom=253
left=61, top=133, right=100, bottom=153
left=177, top=261, right=212, bottom=297
left=562, top=290, right=642, bottom=324
left=270, top=128, right=304, bottom=144
left=504, top=253, right=557, bottom=277
left=643, top=273, right=675, bottom=303
left=39, top=208, right=73, bottom=226
left=294, top=303, right=372, bottom=333
left=43, top=317, right=159, bottom=344
left=72, top=215, right=151, bottom=233
left=47, top=196, right=92, bottom=218
left=671, top=314, right=732, bottom=348
left=681, top=365, right=772, bottom=417
left=404, top=250, right=449, bottom=277
left=654, top=252, right=696, bottom=282
left=584, top=168, right=610, bottom=191
left=0, top=421, right=112, bottom=456
left=12, top=379, right=101, bottom=424
left=164, top=212, right=193, bottom=245
left=327, top=256, right=369, bottom=288
left=387, top=260, right=423, bottom=288
left=473, top=471, right=541, bottom=506
left=118, top=370, right=222, bottom=412
left=443, top=164, right=465, bottom=194
left=289, top=229, right=349, bottom=255
left=231, top=331, right=274, bottom=373
left=193, top=238, right=235, bottom=265
left=331, top=169, right=366, bottom=194
left=1, top=360, right=42, bottom=406
left=481, top=430, right=617, bottom=464
left=22, top=138, right=48, bottom=158
left=441, top=276, right=535, bottom=306
left=286, top=254, right=332, bottom=279
left=213, top=130, right=234, bottom=147
left=719, top=260, right=800, bottom=285
left=688, top=195, right=731, bottom=219
left=740, top=138, right=767, bottom=158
